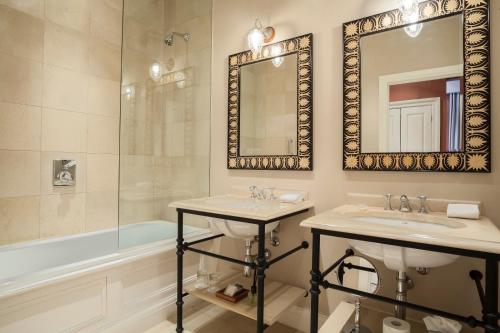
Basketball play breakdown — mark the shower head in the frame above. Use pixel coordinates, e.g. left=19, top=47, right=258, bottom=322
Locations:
left=164, top=32, right=191, bottom=46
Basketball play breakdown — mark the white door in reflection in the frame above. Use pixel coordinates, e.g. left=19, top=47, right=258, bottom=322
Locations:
left=388, top=98, right=440, bottom=152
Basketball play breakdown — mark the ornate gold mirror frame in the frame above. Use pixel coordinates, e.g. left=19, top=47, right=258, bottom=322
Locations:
left=227, top=33, right=313, bottom=170
left=343, top=0, right=490, bottom=172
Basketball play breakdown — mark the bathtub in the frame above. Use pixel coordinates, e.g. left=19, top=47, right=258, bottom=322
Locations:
left=0, top=220, right=209, bottom=298
left=0, top=220, right=212, bottom=333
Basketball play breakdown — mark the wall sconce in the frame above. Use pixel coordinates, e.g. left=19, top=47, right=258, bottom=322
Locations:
left=247, top=19, right=275, bottom=55
left=398, top=0, right=423, bottom=38
left=149, top=62, right=164, bottom=81
left=123, top=85, right=135, bottom=100
left=271, top=44, right=284, bottom=67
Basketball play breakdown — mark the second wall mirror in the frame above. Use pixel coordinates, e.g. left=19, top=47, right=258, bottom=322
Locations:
left=343, top=0, right=490, bottom=172
left=227, top=34, right=313, bottom=170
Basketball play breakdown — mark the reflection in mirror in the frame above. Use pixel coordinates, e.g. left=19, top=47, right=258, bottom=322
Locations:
left=360, top=14, right=464, bottom=153
left=337, top=256, right=380, bottom=333
left=239, top=54, right=298, bottom=156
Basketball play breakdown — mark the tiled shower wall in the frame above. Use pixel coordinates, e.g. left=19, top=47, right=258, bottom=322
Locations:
left=0, top=0, right=123, bottom=246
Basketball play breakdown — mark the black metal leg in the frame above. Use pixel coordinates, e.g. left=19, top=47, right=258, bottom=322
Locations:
left=256, top=223, right=266, bottom=333
left=176, top=210, right=184, bottom=333
left=484, top=258, right=499, bottom=333
left=310, top=230, right=321, bottom=333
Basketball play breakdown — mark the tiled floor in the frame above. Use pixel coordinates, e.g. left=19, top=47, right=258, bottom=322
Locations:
left=144, top=302, right=302, bottom=333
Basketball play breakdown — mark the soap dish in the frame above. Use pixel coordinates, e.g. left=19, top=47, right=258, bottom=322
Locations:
left=215, top=288, right=249, bottom=303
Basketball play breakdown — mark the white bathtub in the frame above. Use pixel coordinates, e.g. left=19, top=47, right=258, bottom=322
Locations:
left=0, top=220, right=208, bottom=297
left=0, top=220, right=211, bottom=333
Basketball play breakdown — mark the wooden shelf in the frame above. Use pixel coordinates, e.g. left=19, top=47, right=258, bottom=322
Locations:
left=185, top=270, right=305, bottom=326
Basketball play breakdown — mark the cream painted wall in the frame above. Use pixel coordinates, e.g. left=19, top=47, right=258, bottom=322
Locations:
left=211, top=0, right=500, bottom=329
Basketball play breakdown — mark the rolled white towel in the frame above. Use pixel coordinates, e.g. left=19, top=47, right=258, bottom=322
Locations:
left=279, top=193, right=304, bottom=203
left=447, top=203, right=480, bottom=220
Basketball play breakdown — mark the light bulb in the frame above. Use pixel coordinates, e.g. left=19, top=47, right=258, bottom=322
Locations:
left=404, top=23, right=423, bottom=37
left=270, top=45, right=284, bottom=67
left=123, top=85, right=135, bottom=100
left=403, top=11, right=422, bottom=37
left=149, top=62, right=163, bottom=81
left=247, top=20, right=265, bottom=55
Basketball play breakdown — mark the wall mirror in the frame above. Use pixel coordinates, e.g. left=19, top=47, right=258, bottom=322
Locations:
left=343, top=0, right=490, bottom=172
left=228, top=34, right=313, bottom=170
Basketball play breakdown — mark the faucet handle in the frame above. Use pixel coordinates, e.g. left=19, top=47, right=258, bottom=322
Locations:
left=249, top=185, right=258, bottom=199
left=384, top=193, right=393, bottom=210
left=417, top=195, right=428, bottom=214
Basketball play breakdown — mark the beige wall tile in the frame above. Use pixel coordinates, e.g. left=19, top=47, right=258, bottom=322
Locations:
left=0, top=5, right=43, bottom=61
left=85, top=191, right=118, bottom=231
left=87, top=154, right=119, bottom=192
left=89, top=39, right=122, bottom=81
left=41, top=152, right=86, bottom=195
left=88, top=76, right=120, bottom=117
left=44, top=22, right=89, bottom=72
left=119, top=189, right=156, bottom=225
left=43, top=65, right=88, bottom=113
left=40, top=193, right=86, bottom=238
left=0, top=0, right=44, bottom=18
left=90, top=0, right=123, bottom=45
left=41, top=108, right=87, bottom=152
left=0, top=53, right=42, bottom=106
left=0, top=103, right=41, bottom=151
left=0, top=196, right=40, bottom=245
left=0, top=150, right=40, bottom=198
left=45, top=0, right=90, bottom=33
left=87, top=114, right=120, bottom=154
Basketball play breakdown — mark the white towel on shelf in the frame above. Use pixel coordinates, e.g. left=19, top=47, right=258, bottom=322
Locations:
left=447, top=203, right=480, bottom=220
left=423, top=315, right=462, bottom=333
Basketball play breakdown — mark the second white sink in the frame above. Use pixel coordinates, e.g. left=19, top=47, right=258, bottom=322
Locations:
left=210, top=219, right=279, bottom=240
left=348, top=214, right=460, bottom=271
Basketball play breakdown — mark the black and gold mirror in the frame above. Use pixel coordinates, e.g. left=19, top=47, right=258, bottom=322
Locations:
left=343, top=0, right=490, bottom=172
left=227, top=34, right=313, bottom=170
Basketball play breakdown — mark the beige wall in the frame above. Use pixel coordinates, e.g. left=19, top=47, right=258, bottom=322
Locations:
left=0, top=0, right=122, bottom=245
left=212, top=0, right=500, bottom=328
left=361, top=15, right=463, bottom=152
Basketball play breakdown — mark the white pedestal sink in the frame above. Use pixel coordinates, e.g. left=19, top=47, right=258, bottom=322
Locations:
left=210, top=219, right=279, bottom=240
left=348, top=216, right=459, bottom=272
left=170, top=194, right=313, bottom=240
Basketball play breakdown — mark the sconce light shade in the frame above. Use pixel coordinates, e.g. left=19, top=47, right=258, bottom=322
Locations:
left=247, top=19, right=275, bottom=55
left=271, top=44, right=284, bottom=67
left=149, top=62, right=164, bottom=81
left=247, top=25, right=265, bottom=55
left=398, top=0, right=423, bottom=38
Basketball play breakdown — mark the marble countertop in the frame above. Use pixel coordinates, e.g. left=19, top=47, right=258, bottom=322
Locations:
left=169, top=194, right=314, bottom=221
left=300, top=205, right=500, bottom=255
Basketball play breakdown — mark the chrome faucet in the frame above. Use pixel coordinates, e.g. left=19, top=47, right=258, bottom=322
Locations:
left=417, top=195, right=428, bottom=214
left=399, top=195, right=412, bottom=213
